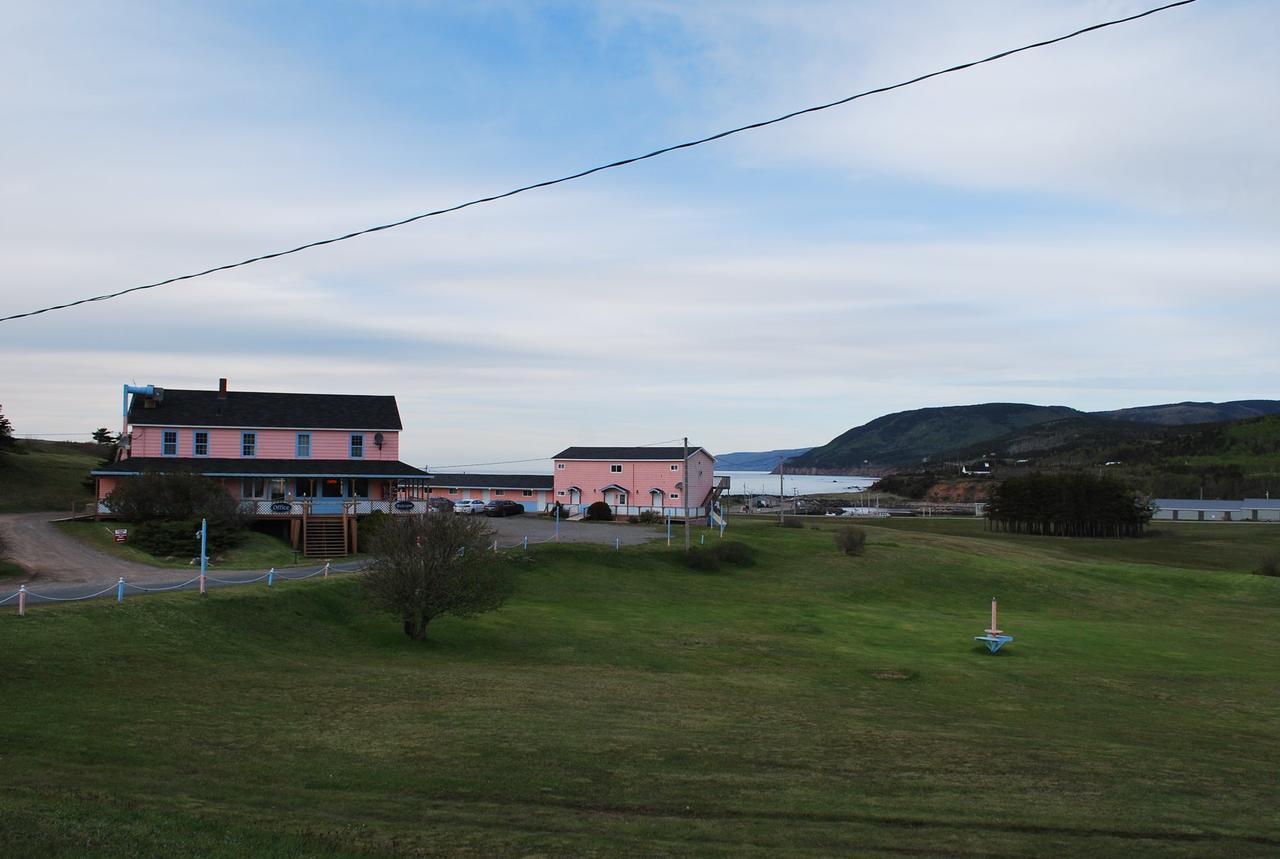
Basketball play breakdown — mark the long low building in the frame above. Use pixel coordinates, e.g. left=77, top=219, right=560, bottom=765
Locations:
left=426, top=474, right=554, bottom=512
left=1152, top=498, right=1280, bottom=522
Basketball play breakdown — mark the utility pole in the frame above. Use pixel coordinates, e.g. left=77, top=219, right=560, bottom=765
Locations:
left=779, top=457, right=785, bottom=524
left=682, top=436, right=691, bottom=551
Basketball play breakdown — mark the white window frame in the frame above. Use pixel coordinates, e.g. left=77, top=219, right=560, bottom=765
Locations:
left=610, top=464, right=623, bottom=473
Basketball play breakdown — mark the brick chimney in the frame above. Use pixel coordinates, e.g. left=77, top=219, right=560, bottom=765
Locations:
left=218, top=378, right=228, bottom=399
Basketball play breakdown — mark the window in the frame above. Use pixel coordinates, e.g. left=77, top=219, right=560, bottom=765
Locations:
left=192, top=431, right=208, bottom=456
left=522, top=490, right=533, bottom=497
left=349, top=478, right=369, bottom=498
left=670, top=464, right=679, bottom=471
left=671, top=493, right=680, bottom=499
left=296, top=433, right=311, bottom=457
left=494, top=489, right=505, bottom=496
left=556, top=490, right=565, bottom=497
left=350, top=433, right=364, bottom=458
left=241, top=432, right=256, bottom=457
left=162, top=430, right=178, bottom=456
left=448, top=487, right=458, bottom=495
left=268, top=478, right=287, bottom=500
left=617, top=493, right=627, bottom=504
left=610, top=464, right=622, bottom=473
left=556, top=463, right=565, bottom=470
left=242, top=478, right=266, bottom=498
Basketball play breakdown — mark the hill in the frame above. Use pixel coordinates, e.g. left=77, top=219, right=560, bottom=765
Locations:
left=714, top=447, right=812, bottom=471
left=786, top=399, right=1280, bottom=473
left=1, top=521, right=1278, bottom=855
left=785, top=403, right=1080, bottom=470
left=0, top=439, right=107, bottom=513
left=1093, top=399, right=1280, bottom=425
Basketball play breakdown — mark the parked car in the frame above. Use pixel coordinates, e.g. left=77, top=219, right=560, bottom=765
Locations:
left=483, top=500, right=525, bottom=517
left=453, top=499, right=486, bottom=515
left=427, top=497, right=454, bottom=513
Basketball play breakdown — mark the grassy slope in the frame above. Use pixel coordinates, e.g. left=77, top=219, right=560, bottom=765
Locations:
left=1, top=520, right=1277, bottom=857
left=0, top=440, right=103, bottom=513
left=54, top=520, right=309, bottom=570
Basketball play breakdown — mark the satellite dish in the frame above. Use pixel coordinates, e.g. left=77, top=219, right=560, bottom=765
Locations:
left=374, top=432, right=384, bottom=449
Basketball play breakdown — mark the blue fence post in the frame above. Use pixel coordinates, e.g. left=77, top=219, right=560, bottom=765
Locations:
left=116, top=577, right=125, bottom=603
left=614, top=537, right=620, bottom=551
left=523, top=536, right=528, bottom=550
left=267, top=568, right=275, bottom=588
left=667, top=516, right=672, bottom=546
left=700, top=533, right=705, bottom=545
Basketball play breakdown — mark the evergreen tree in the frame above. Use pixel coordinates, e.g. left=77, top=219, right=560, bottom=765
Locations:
left=0, top=404, right=16, bottom=460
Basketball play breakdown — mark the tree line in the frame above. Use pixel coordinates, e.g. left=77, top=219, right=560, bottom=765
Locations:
left=986, top=472, right=1151, bottom=538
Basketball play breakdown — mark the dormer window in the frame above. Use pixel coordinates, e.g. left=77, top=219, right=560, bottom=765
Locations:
left=350, top=434, right=364, bottom=458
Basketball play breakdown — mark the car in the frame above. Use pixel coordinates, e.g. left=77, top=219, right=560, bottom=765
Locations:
left=483, top=499, right=525, bottom=517
left=453, top=499, right=486, bottom=515
left=427, top=497, right=454, bottom=513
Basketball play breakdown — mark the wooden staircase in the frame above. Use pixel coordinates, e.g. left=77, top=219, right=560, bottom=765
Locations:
left=304, top=517, right=347, bottom=557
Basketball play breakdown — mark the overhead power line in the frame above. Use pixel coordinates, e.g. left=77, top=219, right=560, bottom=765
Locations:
left=0, top=0, right=1196, bottom=324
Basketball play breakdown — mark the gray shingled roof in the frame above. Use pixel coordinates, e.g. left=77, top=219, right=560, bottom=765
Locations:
left=127, top=388, right=402, bottom=430
left=93, top=458, right=427, bottom=478
left=427, top=473, right=553, bottom=490
left=552, top=446, right=710, bottom=461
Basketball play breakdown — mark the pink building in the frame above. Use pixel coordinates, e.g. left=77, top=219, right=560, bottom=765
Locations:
left=92, top=380, right=430, bottom=554
left=427, top=474, right=554, bottom=512
left=551, top=446, right=728, bottom=518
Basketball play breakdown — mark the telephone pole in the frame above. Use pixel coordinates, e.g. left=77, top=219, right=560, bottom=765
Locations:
left=683, top=436, right=691, bottom=550
left=779, top=457, right=785, bottom=524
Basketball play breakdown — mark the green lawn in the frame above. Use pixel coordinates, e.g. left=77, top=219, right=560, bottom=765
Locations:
left=0, top=440, right=103, bottom=513
left=54, top=520, right=322, bottom=570
left=1, top=520, right=1277, bottom=856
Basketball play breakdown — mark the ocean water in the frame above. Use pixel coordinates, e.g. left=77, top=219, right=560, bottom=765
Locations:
left=720, top=471, right=877, bottom=497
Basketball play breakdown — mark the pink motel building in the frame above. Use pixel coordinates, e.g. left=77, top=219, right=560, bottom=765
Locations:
left=427, top=474, right=554, bottom=512
left=552, top=446, right=729, bottom=518
left=92, top=380, right=430, bottom=555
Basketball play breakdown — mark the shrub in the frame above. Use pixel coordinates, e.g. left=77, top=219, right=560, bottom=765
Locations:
left=637, top=510, right=658, bottom=524
left=627, top=515, right=640, bottom=524
left=712, top=540, right=757, bottom=567
left=585, top=501, right=614, bottom=522
left=681, top=546, right=722, bottom=572
left=779, top=516, right=804, bottom=529
left=834, top=526, right=868, bottom=556
left=1257, top=553, right=1280, bottom=577
left=362, top=509, right=391, bottom=545
left=132, top=517, right=244, bottom=557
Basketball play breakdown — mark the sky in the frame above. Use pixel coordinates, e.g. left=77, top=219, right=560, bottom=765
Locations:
left=1, top=0, right=1276, bottom=469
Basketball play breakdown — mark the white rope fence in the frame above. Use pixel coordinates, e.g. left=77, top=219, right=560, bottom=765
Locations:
left=1, top=530, right=593, bottom=616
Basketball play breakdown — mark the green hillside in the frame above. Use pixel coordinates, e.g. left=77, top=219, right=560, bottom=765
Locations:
left=0, top=439, right=105, bottom=513
left=788, top=403, right=1080, bottom=470
left=1, top=520, right=1277, bottom=856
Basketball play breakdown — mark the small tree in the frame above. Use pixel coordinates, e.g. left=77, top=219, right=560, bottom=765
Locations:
left=834, top=526, right=867, bottom=556
left=91, top=427, right=117, bottom=445
left=585, top=500, right=614, bottom=521
left=0, top=404, right=16, bottom=460
left=103, top=472, right=246, bottom=555
left=363, top=514, right=514, bottom=640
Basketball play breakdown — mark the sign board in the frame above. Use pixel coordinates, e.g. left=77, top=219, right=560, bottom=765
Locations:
left=394, top=500, right=415, bottom=512
left=270, top=501, right=292, bottom=513
left=113, top=529, right=128, bottom=543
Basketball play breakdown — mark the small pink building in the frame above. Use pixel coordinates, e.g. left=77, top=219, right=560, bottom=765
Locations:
left=427, top=473, right=554, bottom=511
left=551, top=446, right=727, bottom=518
left=92, top=379, right=430, bottom=554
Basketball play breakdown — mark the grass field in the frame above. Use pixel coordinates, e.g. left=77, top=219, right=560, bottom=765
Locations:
left=1, top=519, right=1277, bottom=856
left=0, top=439, right=103, bottom=514
left=54, top=520, right=320, bottom=570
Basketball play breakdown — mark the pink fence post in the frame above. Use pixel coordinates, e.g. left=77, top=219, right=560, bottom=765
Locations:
left=199, top=571, right=207, bottom=596
left=18, top=585, right=27, bottom=617
left=987, top=598, right=1002, bottom=636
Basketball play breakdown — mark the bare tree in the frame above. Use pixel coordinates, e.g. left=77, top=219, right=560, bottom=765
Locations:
left=363, top=513, right=514, bottom=640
